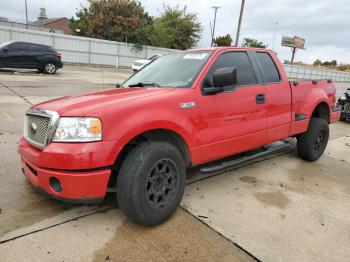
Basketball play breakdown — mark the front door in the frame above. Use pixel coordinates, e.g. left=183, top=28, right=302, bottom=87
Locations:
left=197, top=51, right=267, bottom=163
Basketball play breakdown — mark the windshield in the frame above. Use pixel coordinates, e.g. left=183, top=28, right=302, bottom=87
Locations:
left=123, top=51, right=213, bottom=88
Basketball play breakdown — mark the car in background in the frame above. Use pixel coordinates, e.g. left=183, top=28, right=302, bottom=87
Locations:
left=131, top=54, right=162, bottom=72
left=338, top=88, right=350, bottom=121
left=0, top=41, right=63, bottom=74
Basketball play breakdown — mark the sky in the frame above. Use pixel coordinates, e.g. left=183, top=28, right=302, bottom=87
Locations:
left=0, top=0, right=349, bottom=64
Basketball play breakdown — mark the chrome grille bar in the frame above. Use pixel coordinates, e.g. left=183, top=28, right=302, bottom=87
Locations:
left=24, top=108, right=60, bottom=149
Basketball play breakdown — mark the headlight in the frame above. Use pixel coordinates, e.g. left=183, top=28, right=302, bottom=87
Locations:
left=52, top=117, right=102, bottom=142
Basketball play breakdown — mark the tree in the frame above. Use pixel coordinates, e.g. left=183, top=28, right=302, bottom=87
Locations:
left=213, top=34, right=232, bottom=47
left=313, top=59, right=322, bottom=66
left=241, top=38, right=267, bottom=48
left=69, top=0, right=153, bottom=46
left=330, top=60, right=337, bottom=66
left=152, top=5, right=202, bottom=50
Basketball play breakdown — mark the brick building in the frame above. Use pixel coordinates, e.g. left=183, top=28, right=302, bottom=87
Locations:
left=35, top=18, right=72, bottom=35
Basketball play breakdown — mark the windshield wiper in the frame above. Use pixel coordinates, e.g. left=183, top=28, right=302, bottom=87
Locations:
left=128, top=82, right=160, bottom=87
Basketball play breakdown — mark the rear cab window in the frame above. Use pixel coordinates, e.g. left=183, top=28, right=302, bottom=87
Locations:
left=254, top=52, right=281, bottom=83
left=203, top=51, right=257, bottom=92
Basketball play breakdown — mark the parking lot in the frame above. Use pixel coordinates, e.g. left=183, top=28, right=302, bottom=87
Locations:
left=0, top=65, right=350, bottom=261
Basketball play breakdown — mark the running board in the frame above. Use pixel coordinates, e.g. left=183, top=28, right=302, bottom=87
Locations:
left=200, top=141, right=292, bottom=174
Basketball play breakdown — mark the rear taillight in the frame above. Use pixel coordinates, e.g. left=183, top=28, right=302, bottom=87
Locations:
left=54, top=52, right=61, bottom=58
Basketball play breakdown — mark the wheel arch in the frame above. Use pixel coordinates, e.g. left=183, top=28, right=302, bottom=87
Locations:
left=311, top=101, right=330, bottom=123
left=109, top=127, right=193, bottom=188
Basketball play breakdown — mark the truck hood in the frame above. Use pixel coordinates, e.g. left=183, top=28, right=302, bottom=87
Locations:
left=33, top=87, right=174, bottom=116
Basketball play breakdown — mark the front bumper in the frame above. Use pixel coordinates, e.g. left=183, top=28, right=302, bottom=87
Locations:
left=18, top=138, right=112, bottom=203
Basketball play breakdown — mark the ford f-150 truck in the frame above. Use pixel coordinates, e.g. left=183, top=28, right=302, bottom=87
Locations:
left=18, top=47, right=340, bottom=225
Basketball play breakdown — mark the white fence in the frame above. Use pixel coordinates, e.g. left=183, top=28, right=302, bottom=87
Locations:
left=0, top=26, right=176, bottom=68
left=0, top=26, right=350, bottom=82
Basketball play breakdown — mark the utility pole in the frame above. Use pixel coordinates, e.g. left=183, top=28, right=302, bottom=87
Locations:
left=210, top=6, right=221, bottom=47
left=234, top=0, right=245, bottom=47
left=24, top=0, right=28, bottom=29
left=272, top=22, right=279, bottom=50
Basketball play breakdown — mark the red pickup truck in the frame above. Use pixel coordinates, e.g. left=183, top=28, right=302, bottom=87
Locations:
left=18, top=47, right=340, bottom=225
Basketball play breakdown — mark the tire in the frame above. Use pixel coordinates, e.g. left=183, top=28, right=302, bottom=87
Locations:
left=43, top=62, right=57, bottom=74
left=297, top=117, right=329, bottom=161
left=117, top=142, right=186, bottom=226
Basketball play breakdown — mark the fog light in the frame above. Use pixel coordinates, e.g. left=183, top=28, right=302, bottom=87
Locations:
left=49, top=177, right=62, bottom=193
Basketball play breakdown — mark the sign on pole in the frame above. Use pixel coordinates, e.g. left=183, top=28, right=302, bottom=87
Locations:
left=281, top=35, right=305, bottom=64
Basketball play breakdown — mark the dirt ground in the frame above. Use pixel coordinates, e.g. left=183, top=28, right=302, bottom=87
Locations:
left=0, top=65, right=349, bottom=261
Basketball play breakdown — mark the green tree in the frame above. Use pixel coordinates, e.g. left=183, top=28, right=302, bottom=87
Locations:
left=241, top=38, right=267, bottom=48
left=213, top=34, right=232, bottom=47
left=337, top=64, right=350, bottom=71
left=152, top=5, right=202, bottom=50
left=313, top=59, right=322, bottom=66
left=69, top=0, right=153, bottom=45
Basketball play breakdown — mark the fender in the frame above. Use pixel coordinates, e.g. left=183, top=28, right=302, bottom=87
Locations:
left=102, top=108, right=202, bottom=166
left=299, top=86, right=331, bottom=118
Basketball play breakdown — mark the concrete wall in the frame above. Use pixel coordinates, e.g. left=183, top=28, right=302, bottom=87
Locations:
left=0, top=26, right=176, bottom=68
left=0, top=25, right=350, bottom=82
left=283, top=64, right=350, bottom=82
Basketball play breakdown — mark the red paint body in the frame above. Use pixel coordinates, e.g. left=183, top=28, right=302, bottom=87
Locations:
left=18, top=47, right=340, bottom=202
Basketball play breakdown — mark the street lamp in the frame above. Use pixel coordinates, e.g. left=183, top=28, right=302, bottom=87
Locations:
left=210, top=6, right=221, bottom=47
left=24, top=0, right=28, bottom=29
left=272, top=22, right=279, bottom=50
left=234, top=0, right=245, bottom=47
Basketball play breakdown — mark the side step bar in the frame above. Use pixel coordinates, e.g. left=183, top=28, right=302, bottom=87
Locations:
left=200, top=141, right=292, bottom=174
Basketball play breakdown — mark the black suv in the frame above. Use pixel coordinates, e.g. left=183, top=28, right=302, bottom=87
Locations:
left=0, top=41, right=63, bottom=74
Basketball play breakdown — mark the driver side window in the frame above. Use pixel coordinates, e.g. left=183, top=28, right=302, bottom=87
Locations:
left=204, top=52, right=257, bottom=92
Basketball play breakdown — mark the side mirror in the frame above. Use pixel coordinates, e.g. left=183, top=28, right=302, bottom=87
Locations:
left=213, top=66, right=237, bottom=88
left=115, top=83, right=121, bottom=88
left=1, top=47, right=9, bottom=52
left=203, top=66, right=237, bottom=95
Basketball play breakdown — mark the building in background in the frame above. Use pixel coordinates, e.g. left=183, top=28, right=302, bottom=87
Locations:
left=0, top=1, right=70, bottom=35
left=34, top=2, right=71, bottom=35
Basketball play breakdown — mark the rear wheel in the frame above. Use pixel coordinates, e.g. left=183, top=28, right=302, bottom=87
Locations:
left=117, top=142, right=186, bottom=226
left=43, top=62, right=57, bottom=74
left=297, top=117, right=329, bottom=161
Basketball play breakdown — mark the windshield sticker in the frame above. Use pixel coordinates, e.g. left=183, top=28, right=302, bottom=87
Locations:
left=183, top=53, right=208, bottom=60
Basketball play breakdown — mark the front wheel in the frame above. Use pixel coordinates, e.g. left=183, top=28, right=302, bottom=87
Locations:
left=297, top=117, right=329, bottom=161
left=117, top=142, right=186, bottom=226
left=43, top=62, right=57, bottom=74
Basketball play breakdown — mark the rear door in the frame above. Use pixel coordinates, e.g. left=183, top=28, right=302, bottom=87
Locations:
left=197, top=51, right=267, bottom=163
left=253, top=51, right=292, bottom=143
left=25, top=44, right=45, bottom=68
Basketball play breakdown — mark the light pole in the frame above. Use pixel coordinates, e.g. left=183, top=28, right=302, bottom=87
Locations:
left=210, top=6, right=221, bottom=47
left=234, top=0, right=245, bottom=47
left=272, top=22, right=279, bottom=50
left=24, top=0, right=28, bottom=29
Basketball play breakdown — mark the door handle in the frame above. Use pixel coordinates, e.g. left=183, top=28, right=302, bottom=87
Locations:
left=256, top=94, right=265, bottom=104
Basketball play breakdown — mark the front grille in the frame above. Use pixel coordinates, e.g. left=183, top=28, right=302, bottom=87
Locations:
left=26, top=114, right=51, bottom=146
